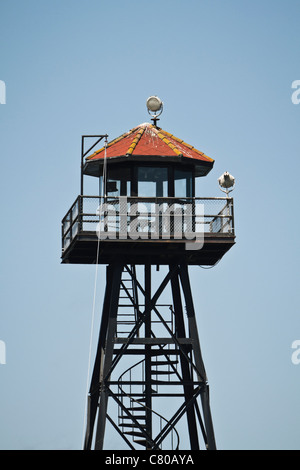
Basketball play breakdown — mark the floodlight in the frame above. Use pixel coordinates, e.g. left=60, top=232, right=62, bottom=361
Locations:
left=218, top=171, right=235, bottom=195
left=146, top=96, right=163, bottom=117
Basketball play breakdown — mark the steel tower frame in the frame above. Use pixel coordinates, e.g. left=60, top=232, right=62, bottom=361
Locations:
left=83, top=262, right=216, bottom=450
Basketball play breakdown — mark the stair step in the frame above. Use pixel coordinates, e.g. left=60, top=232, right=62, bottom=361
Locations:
left=151, top=369, right=176, bottom=375
left=151, top=379, right=180, bottom=385
left=150, top=350, right=181, bottom=356
left=117, top=313, right=136, bottom=316
left=151, top=360, right=178, bottom=365
left=119, top=424, right=146, bottom=429
left=119, top=415, right=146, bottom=420
left=133, top=439, right=148, bottom=447
left=127, top=406, right=146, bottom=411
left=124, top=431, right=146, bottom=437
left=140, top=388, right=157, bottom=397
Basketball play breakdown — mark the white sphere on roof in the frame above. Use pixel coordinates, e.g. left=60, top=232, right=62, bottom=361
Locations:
left=146, top=96, right=163, bottom=113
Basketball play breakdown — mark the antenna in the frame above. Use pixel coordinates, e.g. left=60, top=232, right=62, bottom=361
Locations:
left=146, top=95, right=163, bottom=127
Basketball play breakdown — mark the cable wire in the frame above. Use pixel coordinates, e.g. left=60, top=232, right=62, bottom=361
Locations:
left=82, top=136, right=108, bottom=447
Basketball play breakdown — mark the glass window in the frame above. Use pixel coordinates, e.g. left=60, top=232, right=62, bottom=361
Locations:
left=174, top=168, right=193, bottom=197
left=106, top=167, right=131, bottom=196
left=137, top=167, right=168, bottom=197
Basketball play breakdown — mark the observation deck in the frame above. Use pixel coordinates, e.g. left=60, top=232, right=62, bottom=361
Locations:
left=61, top=195, right=235, bottom=266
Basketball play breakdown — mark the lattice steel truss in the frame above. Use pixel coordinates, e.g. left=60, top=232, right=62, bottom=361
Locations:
left=84, top=263, right=216, bottom=450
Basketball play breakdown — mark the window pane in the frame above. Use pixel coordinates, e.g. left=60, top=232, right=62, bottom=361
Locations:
left=174, top=169, right=193, bottom=197
left=107, top=167, right=131, bottom=196
left=137, top=167, right=168, bottom=197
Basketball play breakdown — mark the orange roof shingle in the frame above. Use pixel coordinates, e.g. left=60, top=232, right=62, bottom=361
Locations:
left=86, top=122, right=214, bottom=164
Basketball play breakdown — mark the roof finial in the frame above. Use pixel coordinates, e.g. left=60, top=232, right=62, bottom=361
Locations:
left=146, top=95, right=163, bottom=127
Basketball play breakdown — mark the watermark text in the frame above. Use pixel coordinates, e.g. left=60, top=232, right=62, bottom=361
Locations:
left=291, top=80, right=300, bottom=105
left=291, top=340, right=300, bottom=365
left=0, top=80, right=6, bottom=104
left=96, top=197, right=205, bottom=251
left=0, top=340, right=6, bottom=365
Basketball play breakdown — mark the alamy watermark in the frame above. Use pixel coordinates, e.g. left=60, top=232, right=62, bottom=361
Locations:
left=291, top=340, right=300, bottom=365
left=0, top=340, right=6, bottom=365
left=96, top=197, right=205, bottom=251
left=291, top=80, right=300, bottom=105
left=0, top=80, right=6, bottom=104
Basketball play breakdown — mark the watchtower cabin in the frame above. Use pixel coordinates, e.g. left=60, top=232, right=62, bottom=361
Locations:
left=61, top=98, right=235, bottom=451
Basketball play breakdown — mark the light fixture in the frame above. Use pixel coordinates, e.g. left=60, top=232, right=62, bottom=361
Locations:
left=146, top=96, right=163, bottom=126
left=218, top=171, right=235, bottom=196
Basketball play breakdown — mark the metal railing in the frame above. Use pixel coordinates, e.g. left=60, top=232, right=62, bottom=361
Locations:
left=62, top=196, right=234, bottom=251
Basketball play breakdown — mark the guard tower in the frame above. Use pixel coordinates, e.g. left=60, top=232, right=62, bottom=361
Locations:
left=61, top=97, right=235, bottom=450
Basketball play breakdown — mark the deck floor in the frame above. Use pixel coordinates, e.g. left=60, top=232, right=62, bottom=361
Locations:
left=61, top=231, right=235, bottom=266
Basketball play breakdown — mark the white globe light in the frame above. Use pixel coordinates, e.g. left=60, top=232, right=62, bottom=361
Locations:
left=218, top=171, right=235, bottom=189
left=218, top=171, right=235, bottom=195
left=146, top=96, right=163, bottom=113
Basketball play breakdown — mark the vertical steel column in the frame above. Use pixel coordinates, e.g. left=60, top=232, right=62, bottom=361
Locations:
left=179, top=264, right=216, bottom=450
left=84, top=265, right=115, bottom=450
left=170, top=265, right=200, bottom=450
left=93, top=263, right=123, bottom=450
left=144, top=264, right=152, bottom=448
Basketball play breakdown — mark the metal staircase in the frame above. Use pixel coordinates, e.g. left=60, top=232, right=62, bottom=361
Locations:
left=115, top=267, right=180, bottom=449
left=118, top=357, right=180, bottom=449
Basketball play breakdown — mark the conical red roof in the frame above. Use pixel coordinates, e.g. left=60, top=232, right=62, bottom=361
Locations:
left=84, top=122, right=214, bottom=176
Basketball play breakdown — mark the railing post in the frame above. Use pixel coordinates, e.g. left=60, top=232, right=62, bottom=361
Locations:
left=78, top=196, right=82, bottom=233
left=70, top=202, right=73, bottom=239
left=230, top=198, right=235, bottom=235
left=61, top=221, right=64, bottom=251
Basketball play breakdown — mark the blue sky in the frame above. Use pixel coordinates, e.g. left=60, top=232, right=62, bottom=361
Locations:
left=0, top=0, right=300, bottom=450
